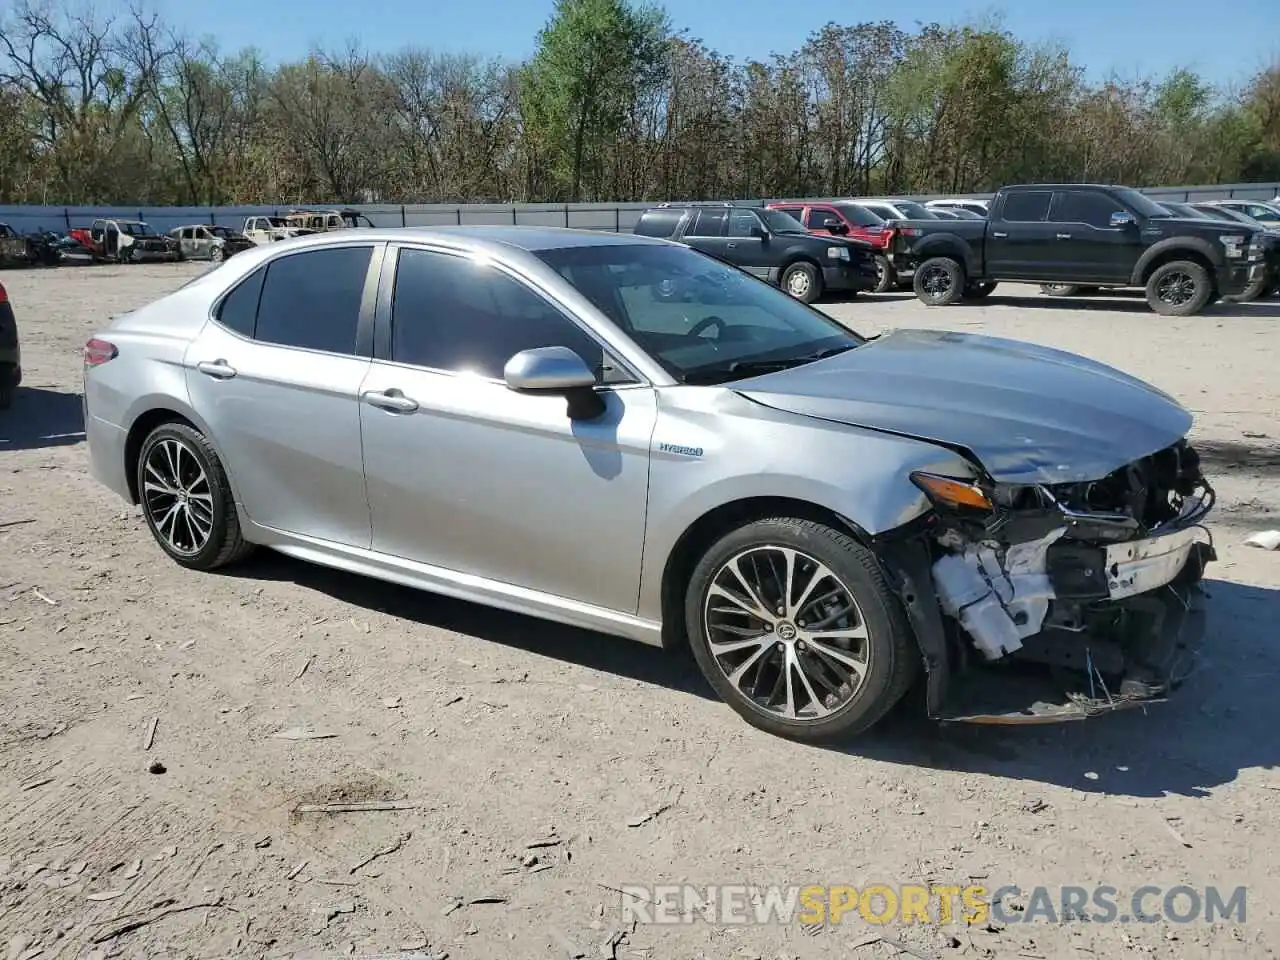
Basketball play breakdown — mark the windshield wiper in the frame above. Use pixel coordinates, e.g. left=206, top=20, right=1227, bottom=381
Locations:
left=682, top=343, right=857, bottom=385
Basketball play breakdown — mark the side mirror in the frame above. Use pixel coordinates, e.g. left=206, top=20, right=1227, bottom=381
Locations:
left=503, top=346, right=605, bottom=420
left=1110, top=211, right=1136, bottom=228
left=751, top=225, right=769, bottom=239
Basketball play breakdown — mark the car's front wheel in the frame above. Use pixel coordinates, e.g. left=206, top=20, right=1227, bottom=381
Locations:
left=136, top=421, right=255, bottom=570
left=685, top=518, right=917, bottom=742
left=781, top=261, right=823, bottom=303
left=1145, top=260, right=1213, bottom=316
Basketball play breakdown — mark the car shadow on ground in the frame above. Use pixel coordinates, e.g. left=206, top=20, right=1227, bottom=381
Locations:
left=0, top=387, right=85, bottom=451
left=225, top=550, right=718, bottom=701
left=229, top=552, right=1278, bottom=798
left=836, top=579, right=1280, bottom=798
left=974, top=294, right=1280, bottom=317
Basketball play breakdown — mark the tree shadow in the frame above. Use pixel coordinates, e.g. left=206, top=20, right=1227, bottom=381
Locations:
left=0, top=387, right=85, bottom=451
left=223, top=549, right=1279, bottom=797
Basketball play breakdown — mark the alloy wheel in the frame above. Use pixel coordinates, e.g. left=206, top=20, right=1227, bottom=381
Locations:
left=786, top=271, right=811, bottom=298
left=702, top=546, right=870, bottom=722
left=142, top=438, right=215, bottom=556
left=1156, top=271, right=1196, bottom=306
left=920, top=265, right=952, bottom=300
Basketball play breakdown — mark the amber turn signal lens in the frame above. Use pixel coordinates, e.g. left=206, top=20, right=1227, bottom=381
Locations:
left=910, top=472, right=993, bottom=511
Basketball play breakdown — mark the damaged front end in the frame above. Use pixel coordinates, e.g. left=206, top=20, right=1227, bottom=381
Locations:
left=877, top=439, right=1215, bottom=724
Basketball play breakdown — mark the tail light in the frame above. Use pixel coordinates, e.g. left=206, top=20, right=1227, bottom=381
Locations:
left=896, top=226, right=923, bottom=238
left=0, top=282, right=7, bottom=304
left=84, top=338, right=117, bottom=366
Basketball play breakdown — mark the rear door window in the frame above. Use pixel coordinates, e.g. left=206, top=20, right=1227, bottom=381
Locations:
left=1000, top=191, right=1053, bottom=223
left=253, top=246, right=373, bottom=355
left=687, top=209, right=728, bottom=237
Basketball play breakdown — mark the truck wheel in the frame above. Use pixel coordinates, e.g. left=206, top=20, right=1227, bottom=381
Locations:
left=913, top=257, right=965, bottom=306
left=781, top=262, right=823, bottom=303
left=1145, top=260, right=1212, bottom=316
left=964, top=281, right=998, bottom=299
left=872, top=255, right=894, bottom=294
left=1040, top=283, right=1079, bottom=297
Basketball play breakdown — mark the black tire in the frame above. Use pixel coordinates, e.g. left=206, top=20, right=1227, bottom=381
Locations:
left=872, top=255, right=894, bottom=294
left=210, top=244, right=225, bottom=263
left=685, top=517, right=918, bottom=743
left=1145, top=260, right=1213, bottom=317
left=781, top=261, right=823, bottom=303
left=136, top=421, right=255, bottom=571
left=964, top=281, right=998, bottom=299
left=1039, top=283, right=1080, bottom=297
left=0, top=379, right=11, bottom=411
left=913, top=256, right=965, bottom=306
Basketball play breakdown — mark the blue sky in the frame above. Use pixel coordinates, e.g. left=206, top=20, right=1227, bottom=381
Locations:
left=166, top=0, right=1276, bottom=88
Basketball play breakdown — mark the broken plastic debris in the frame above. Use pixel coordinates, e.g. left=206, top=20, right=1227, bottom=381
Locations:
left=1244, top=530, right=1280, bottom=550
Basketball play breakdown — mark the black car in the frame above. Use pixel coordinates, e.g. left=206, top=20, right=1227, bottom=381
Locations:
left=885, top=183, right=1268, bottom=316
left=0, top=279, right=19, bottom=409
left=1183, top=203, right=1280, bottom=300
left=634, top=203, right=879, bottom=303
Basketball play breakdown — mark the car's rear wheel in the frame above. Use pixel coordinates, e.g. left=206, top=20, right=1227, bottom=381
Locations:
left=872, top=255, right=894, bottom=294
left=1145, top=260, right=1213, bottom=316
left=781, top=262, right=823, bottom=303
left=913, top=257, right=965, bottom=305
left=136, top=422, right=254, bottom=570
left=685, top=518, right=917, bottom=742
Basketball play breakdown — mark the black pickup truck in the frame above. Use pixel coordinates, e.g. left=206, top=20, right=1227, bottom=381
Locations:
left=885, top=183, right=1268, bottom=316
left=634, top=203, right=879, bottom=303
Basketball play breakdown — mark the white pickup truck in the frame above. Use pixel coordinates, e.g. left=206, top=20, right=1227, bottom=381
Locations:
left=242, top=215, right=310, bottom=246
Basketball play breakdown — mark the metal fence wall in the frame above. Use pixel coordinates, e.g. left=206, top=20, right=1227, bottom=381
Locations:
left=2, top=181, right=1278, bottom=236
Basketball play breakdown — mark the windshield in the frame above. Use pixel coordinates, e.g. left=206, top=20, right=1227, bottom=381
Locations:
left=892, top=200, right=938, bottom=220
left=1111, top=187, right=1171, bottom=220
left=266, top=217, right=287, bottom=227
left=1198, top=205, right=1253, bottom=224
left=758, top=208, right=807, bottom=233
left=534, top=243, right=864, bottom=383
left=119, top=222, right=151, bottom=236
left=1157, top=202, right=1210, bottom=220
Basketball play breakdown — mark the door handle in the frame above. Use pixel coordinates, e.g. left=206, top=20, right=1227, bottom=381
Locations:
left=726, top=242, right=738, bottom=248
left=992, top=231, right=1008, bottom=238
left=196, top=359, right=236, bottom=379
left=1056, top=232, right=1072, bottom=240
left=362, top=389, right=419, bottom=413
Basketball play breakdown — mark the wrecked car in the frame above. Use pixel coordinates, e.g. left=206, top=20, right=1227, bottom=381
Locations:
left=81, top=228, right=1214, bottom=742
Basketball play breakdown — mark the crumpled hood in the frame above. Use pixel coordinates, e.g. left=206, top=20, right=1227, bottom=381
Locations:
left=735, top=328, right=1193, bottom=484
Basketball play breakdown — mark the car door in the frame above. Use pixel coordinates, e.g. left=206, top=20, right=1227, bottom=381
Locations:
left=357, top=243, right=656, bottom=613
left=189, top=226, right=210, bottom=259
left=805, top=206, right=845, bottom=237
left=1047, top=189, right=1137, bottom=283
left=985, top=190, right=1055, bottom=278
left=680, top=208, right=733, bottom=263
left=723, top=208, right=771, bottom=279
left=183, top=242, right=382, bottom=547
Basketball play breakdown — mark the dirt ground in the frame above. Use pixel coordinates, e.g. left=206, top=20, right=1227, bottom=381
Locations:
left=2, top=262, right=1279, bottom=960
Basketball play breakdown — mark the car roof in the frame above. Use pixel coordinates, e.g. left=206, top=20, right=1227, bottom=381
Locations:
left=210, top=226, right=673, bottom=267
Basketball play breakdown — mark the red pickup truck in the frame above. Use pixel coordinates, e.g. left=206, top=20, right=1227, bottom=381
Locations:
left=765, top=200, right=908, bottom=293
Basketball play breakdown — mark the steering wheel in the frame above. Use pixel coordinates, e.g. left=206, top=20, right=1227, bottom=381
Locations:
left=689, top=315, right=726, bottom=339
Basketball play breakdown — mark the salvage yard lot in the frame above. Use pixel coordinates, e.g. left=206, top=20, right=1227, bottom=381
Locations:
left=2, top=262, right=1279, bottom=959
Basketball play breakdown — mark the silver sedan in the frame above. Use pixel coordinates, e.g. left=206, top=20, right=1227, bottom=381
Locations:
left=83, top=228, right=1216, bottom=741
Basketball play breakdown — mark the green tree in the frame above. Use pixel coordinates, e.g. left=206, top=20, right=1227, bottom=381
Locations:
left=520, top=0, right=668, bottom=201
